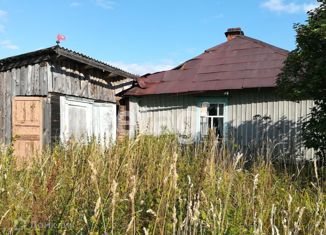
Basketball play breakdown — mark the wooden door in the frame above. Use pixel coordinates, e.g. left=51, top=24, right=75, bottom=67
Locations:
left=93, top=102, right=117, bottom=146
left=60, top=96, right=117, bottom=145
left=12, top=97, right=44, bottom=165
left=60, top=96, right=93, bottom=142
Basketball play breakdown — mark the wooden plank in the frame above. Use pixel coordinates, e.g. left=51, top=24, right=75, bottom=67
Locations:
left=5, top=71, right=12, bottom=144
left=61, top=64, right=67, bottom=94
left=45, top=61, right=116, bottom=102
left=39, top=63, right=46, bottom=95
left=66, top=71, right=72, bottom=95
left=60, top=96, right=93, bottom=141
left=0, top=72, right=5, bottom=142
left=43, top=97, right=51, bottom=146
left=53, top=73, right=59, bottom=93
left=26, top=65, right=32, bottom=95
left=47, top=62, right=53, bottom=92
left=20, top=66, right=27, bottom=95
left=43, top=64, right=49, bottom=95
left=33, top=63, right=40, bottom=94
left=11, top=69, right=17, bottom=97
left=50, top=94, right=61, bottom=144
left=14, top=68, right=21, bottom=96
left=93, top=102, right=117, bottom=145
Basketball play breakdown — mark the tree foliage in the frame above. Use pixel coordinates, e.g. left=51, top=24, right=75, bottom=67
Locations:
left=277, top=0, right=326, bottom=158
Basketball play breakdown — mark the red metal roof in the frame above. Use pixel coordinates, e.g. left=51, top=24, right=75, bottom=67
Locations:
left=127, top=35, right=288, bottom=96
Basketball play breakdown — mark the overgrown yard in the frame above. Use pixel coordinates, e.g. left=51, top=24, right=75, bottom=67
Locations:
left=0, top=135, right=325, bottom=234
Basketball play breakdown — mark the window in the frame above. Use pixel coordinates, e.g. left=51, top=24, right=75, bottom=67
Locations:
left=200, top=102, right=225, bottom=139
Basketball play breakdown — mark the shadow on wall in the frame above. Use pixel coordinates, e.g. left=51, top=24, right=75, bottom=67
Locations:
left=226, top=115, right=312, bottom=160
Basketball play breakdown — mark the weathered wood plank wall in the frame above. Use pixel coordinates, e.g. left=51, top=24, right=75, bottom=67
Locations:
left=0, top=60, right=117, bottom=144
left=50, top=94, right=61, bottom=145
left=0, top=72, right=4, bottom=143
left=50, top=60, right=115, bottom=102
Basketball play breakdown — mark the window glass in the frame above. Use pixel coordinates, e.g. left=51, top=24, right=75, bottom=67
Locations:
left=219, top=104, right=224, bottom=116
left=200, top=102, right=225, bottom=139
left=208, top=104, right=217, bottom=116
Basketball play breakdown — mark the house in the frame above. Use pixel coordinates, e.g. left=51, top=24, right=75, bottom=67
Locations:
left=0, top=45, right=136, bottom=161
left=126, top=28, right=314, bottom=158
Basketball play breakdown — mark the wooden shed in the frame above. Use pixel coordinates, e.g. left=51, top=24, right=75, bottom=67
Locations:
left=0, top=45, right=136, bottom=159
left=126, top=28, right=315, bottom=159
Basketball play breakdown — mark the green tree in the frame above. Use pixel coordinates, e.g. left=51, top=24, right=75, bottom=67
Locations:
left=277, top=0, right=326, bottom=159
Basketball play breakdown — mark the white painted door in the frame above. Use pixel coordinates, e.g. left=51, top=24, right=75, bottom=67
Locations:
left=60, top=96, right=116, bottom=144
left=60, top=96, right=93, bottom=142
left=93, top=102, right=116, bottom=145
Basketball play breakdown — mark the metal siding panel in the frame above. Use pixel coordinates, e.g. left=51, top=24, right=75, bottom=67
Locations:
left=241, top=99, right=246, bottom=146
left=236, top=95, right=242, bottom=143
left=246, top=95, right=252, bottom=145
left=267, top=100, right=274, bottom=139
left=131, top=92, right=316, bottom=159
left=288, top=100, right=295, bottom=153
left=134, top=95, right=197, bottom=137
left=229, top=97, right=235, bottom=140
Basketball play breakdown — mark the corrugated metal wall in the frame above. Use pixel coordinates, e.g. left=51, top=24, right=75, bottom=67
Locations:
left=129, top=89, right=315, bottom=158
left=129, top=95, right=196, bottom=137
left=227, top=89, right=314, bottom=158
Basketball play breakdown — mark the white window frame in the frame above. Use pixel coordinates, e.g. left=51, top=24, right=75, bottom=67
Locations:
left=196, top=98, right=228, bottom=141
left=200, top=103, right=225, bottom=139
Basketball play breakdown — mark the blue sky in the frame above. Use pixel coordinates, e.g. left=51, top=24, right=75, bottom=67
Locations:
left=0, top=0, right=318, bottom=75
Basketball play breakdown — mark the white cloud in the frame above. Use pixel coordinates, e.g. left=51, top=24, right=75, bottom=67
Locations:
left=70, top=1, right=82, bottom=7
left=95, top=0, right=116, bottom=10
left=0, top=10, right=7, bottom=20
left=303, top=3, right=319, bottom=12
left=261, top=0, right=319, bottom=14
left=109, top=61, right=176, bottom=76
left=0, top=40, right=19, bottom=50
left=0, top=9, right=7, bottom=34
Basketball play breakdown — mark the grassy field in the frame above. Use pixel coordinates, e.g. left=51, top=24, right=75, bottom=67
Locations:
left=0, top=135, right=325, bottom=234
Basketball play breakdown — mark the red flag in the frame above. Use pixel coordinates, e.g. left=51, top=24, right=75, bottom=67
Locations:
left=56, top=34, right=66, bottom=42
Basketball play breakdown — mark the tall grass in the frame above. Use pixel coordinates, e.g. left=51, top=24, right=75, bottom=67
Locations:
left=0, top=135, right=325, bottom=234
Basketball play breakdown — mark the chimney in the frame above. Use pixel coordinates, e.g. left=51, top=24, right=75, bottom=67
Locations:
left=225, top=27, right=244, bottom=41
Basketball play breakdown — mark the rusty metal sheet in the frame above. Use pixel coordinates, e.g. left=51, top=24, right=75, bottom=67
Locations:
left=127, top=35, right=288, bottom=96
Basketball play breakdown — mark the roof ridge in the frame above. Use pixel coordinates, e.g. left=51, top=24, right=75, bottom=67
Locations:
left=239, top=35, right=289, bottom=56
left=54, top=46, right=137, bottom=78
left=0, top=45, right=137, bottom=78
